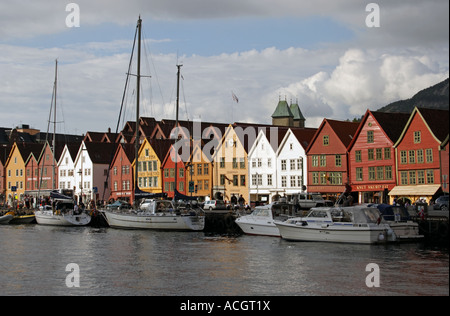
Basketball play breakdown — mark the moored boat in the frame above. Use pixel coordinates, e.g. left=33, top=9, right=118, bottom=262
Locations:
left=373, top=204, right=423, bottom=241
left=6, top=212, right=36, bottom=224
left=275, top=205, right=397, bottom=244
left=0, top=214, right=14, bottom=225
left=34, top=191, right=91, bottom=227
left=102, top=198, right=204, bottom=231
left=235, top=202, right=297, bottom=237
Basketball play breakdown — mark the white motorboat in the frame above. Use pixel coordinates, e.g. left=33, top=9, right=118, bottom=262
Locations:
left=275, top=205, right=397, bottom=244
left=34, top=192, right=91, bottom=227
left=0, top=214, right=14, bottom=225
left=235, top=202, right=298, bottom=237
left=102, top=199, right=205, bottom=231
left=374, top=204, right=423, bottom=241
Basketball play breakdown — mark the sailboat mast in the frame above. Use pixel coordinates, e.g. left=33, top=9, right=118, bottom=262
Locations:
left=134, top=17, right=142, bottom=207
left=174, top=64, right=182, bottom=200
left=53, top=59, right=58, bottom=190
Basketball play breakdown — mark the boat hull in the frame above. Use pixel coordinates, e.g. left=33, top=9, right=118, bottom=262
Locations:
left=10, top=215, right=36, bottom=224
left=235, top=217, right=280, bottom=237
left=102, top=211, right=205, bottom=231
left=35, top=211, right=91, bottom=226
left=0, top=215, right=14, bottom=225
left=389, top=222, right=423, bottom=241
left=276, top=222, right=391, bottom=244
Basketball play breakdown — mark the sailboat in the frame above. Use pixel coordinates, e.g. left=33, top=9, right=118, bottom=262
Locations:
left=34, top=60, right=91, bottom=227
left=102, top=17, right=205, bottom=231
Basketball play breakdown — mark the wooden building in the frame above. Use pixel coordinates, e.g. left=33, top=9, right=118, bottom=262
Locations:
left=348, top=110, right=410, bottom=204
left=390, top=107, right=449, bottom=203
left=306, top=119, right=360, bottom=201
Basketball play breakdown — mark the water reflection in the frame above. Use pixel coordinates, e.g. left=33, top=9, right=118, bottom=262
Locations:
left=0, top=225, right=448, bottom=296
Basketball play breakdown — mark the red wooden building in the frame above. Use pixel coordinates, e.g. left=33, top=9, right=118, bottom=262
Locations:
left=161, top=144, right=188, bottom=199
left=306, top=119, right=359, bottom=201
left=348, top=110, right=410, bottom=204
left=390, top=107, right=449, bottom=203
left=109, top=143, right=135, bottom=203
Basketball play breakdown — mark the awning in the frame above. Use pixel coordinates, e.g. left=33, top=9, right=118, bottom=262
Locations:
left=388, top=185, right=441, bottom=196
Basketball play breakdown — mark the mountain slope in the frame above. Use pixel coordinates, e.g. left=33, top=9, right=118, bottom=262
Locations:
left=377, top=78, right=449, bottom=113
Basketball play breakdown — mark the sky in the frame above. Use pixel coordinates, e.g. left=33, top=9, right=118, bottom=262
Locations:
left=0, top=0, right=448, bottom=135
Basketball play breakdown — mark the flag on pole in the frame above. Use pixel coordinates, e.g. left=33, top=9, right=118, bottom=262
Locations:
left=232, top=92, right=239, bottom=103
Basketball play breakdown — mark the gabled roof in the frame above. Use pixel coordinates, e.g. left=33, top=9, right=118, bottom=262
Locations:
left=83, top=142, right=117, bottom=165
left=394, top=107, right=450, bottom=147
left=306, top=119, right=360, bottom=153
left=348, top=110, right=411, bottom=151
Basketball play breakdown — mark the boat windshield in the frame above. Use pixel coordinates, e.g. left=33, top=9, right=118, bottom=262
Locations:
left=307, top=210, right=329, bottom=218
left=350, top=208, right=381, bottom=224
left=252, top=208, right=271, bottom=217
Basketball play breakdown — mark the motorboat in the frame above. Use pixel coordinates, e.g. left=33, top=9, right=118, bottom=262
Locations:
left=372, top=204, right=423, bottom=241
left=235, top=202, right=298, bottom=237
left=275, top=205, right=397, bottom=244
left=102, top=199, right=205, bottom=231
left=34, top=191, right=91, bottom=227
left=0, top=214, right=13, bottom=225
left=5, top=211, right=36, bottom=224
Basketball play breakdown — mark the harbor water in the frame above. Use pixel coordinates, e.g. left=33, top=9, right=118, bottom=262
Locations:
left=0, top=224, right=448, bottom=296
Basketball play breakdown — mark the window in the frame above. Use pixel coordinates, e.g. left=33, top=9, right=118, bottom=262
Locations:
left=220, top=174, right=225, bottom=186
left=290, top=176, right=296, bottom=187
left=409, top=171, right=416, bottom=185
left=400, top=171, right=408, bottom=185
left=220, top=157, right=225, bottom=168
left=400, top=151, right=407, bottom=164
left=368, top=149, right=374, bottom=161
left=376, top=148, right=382, bottom=160
left=258, top=159, right=262, bottom=167
left=233, top=175, right=238, bottom=186
left=367, top=131, right=374, bottom=143
left=240, top=175, right=246, bottom=186
left=320, top=172, right=327, bottom=184
left=377, top=167, right=384, bottom=180
left=240, top=158, right=246, bottom=169
left=323, top=135, right=329, bottom=146
left=267, top=174, right=272, bottom=186
left=356, top=168, right=363, bottom=181
left=290, top=160, right=296, bottom=170
left=197, top=164, right=202, bottom=175
left=384, top=148, right=391, bottom=160
left=312, top=155, right=319, bottom=167
left=417, top=150, right=424, bottom=163
left=418, top=170, right=425, bottom=184
left=281, top=176, right=287, bottom=187
left=426, top=170, right=434, bottom=184
left=204, top=164, right=209, bottom=175
left=355, top=151, right=362, bottom=163
left=409, top=150, right=415, bottom=164
left=312, top=172, right=319, bottom=185
left=281, top=160, right=286, bottom=171
left=426, top=149, right=433, bottom=163
left=414, top=131, right=421, bottom=144
left=369, top=167, right=376, bottom=180
left=267, top=158, right=272, bottom=168
left=385, top=166, right=392, bottom=180
left=320, top=155, right=326, bottom=167
left=232, top=158, right=238, bottom=169
left=335, top=155, right=342, bottom=167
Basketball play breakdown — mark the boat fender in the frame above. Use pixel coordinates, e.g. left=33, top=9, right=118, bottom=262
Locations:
left=378, top=232, right=385, bottom=242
